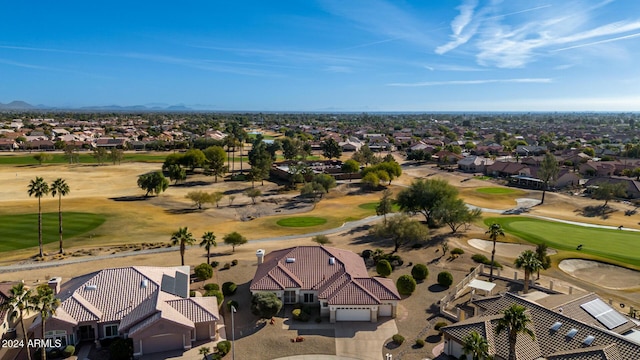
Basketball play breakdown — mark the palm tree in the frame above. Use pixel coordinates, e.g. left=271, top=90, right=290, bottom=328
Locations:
left=486, top=223, right=505, bottom=282
left=495, top=304, right=535, bottom=360
left=50, top=178, right=70, bottom=254
left=514, top=250, right=543, bottom=294
left=1, top=283, right=34, bottom=360
left=200, top=231, right=217, bottom=265
left=28, top=177, right=50, bottom=258
left=170, top=227, right=196, bottom=266
left=462, top=331, right=490, bottom=360
left=534, top=243, right=551, bottom=280
left=32, top=285, right=60, bottom=360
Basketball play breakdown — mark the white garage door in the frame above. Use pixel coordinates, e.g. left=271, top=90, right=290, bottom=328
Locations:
left=379, top=305, right=393, bottom=317
left=336, top=308, right=370, bottom=321
left=142, top=333, right=183, bottom=354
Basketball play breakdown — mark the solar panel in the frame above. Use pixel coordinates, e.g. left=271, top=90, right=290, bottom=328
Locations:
left=581, top=298, right=627, bottom=330
left=174, top=271, right=189, bottom=298
left=161, top=274, right=175, bottom=295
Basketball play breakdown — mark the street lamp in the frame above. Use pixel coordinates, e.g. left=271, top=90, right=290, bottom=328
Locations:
left=231, top=305, right=236, bottom=360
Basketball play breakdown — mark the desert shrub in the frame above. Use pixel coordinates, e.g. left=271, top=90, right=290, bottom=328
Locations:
left=251, top=292, right=283, bottom=318
left=379, top=253, right=404, bottom=268
left=204, top=283, right=220, bottom=291
left=434, top=321, right=448, bottom=331
left=217, top=340, right=231, bottom=355
left=362, top=249, right=373, bottom=260
left=222, top=281, right=237, bottom=296
left=376, top=259, right=392, bottom=277
left=223, top=262, right=231, bottom=270
left=109, top=338, right=133, bottom=360
left=415, top=339, right=425, bottom=348
left=411, top=264, right=429, bottom=282
left=62, top=345, right=75, bottom=358
left=471, top=254, right=488, bottom=263
left=211, top=261, right=220, bottom=268
left=437, top=271, right=454, bottom=288
left=489, top=260, right=503, bottom=269
left=226, top=300, right=239, bottom=312
left=396, top=275, right=417, bottom=296
left=204, top=290, right=224, bottom=306
left=231, top=259, right=239, bottom=266
left=292, top=308, right=310, bottom=322
left=392, top=334, right=405, bottom=345
left=189, top=290, right=196, bottom=297
left=451, top=248, right=465, bottom=255
left=194, top=263, right=213, bottom=280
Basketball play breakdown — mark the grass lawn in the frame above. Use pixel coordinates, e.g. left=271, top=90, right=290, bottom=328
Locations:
left=484, top=217, right=640, bottom=267
left=476, top=187, right=522, bottom=195
left=0, top=153, right=167, bottom=165
left=276, top=216, right=328, bottom=227
left=0, top=212, right=107, bottom=252
left=358, top=202, right=401, bottom=212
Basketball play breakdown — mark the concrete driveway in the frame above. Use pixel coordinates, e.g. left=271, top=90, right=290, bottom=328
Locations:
left=281, top=318, right=398, bottom=360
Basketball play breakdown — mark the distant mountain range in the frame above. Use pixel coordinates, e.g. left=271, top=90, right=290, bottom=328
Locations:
left=0, top=100, right=194, bottom=111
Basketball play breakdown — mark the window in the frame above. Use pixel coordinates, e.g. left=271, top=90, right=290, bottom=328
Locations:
left=104, top=324, right=119, bottom=338
left=304, top=293, right=314, bottom=303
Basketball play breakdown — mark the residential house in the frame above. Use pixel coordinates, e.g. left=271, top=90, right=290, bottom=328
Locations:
left=516, top=145, right=547, bottom=156
left=0, top=138, right=17, bottom=151
left=584, top=177, right=640, bottom=199
left=457, top=156, right=494, bottom=173
left=338, top=138, right=363, bottom=152
left=29, top=266, right=219, bottom=357
left=434, top=151, right=463, bottom=165
left=95, top=137, right=128, bottom=149
left=250, top=246, right=400, bottom=323
left=580, top=162, right=616, bottom=177
left=442, top=292, right=640, bottom=360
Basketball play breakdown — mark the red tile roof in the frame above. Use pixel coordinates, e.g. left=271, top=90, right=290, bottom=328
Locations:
left=250, top=246, right=400, bottom=305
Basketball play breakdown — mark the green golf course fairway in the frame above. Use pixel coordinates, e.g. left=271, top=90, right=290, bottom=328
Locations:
left=476, top=187, right=522, bottom=195
left=485, top=217, right=640, bottom=267
left=276, top=216, right=328, bottom=227
left=0, top=212, right=107, bottom=252
left=358, top=202, right=401, bottom=212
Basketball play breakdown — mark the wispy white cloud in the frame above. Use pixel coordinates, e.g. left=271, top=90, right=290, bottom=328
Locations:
left=122, top=53, right=279, bottom=77
left=0, top=58, right=51, bottom=70
left=551, top=31, right=640, bottom=52
left=424, top=64, right=487, bottom=72
left=387, top=78, right=552, bottom=87
left=435, top=0, right=479, bottom=54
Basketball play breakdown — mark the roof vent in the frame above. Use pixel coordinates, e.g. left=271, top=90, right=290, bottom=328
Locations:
left=85, top=284, right=97, bottom=291
left=566, top=328, right=578, bottom=338
left=550, top=322, right=562, bottom=331
left=285, top=258, right=296, bottom=263
left=583, top=335, right=595, bottom=346
left=141, top=279, right=148, bottom=288
left=329, top=257, right=335, bottom=265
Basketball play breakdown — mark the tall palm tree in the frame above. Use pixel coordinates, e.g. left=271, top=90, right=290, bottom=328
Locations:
left=32, top=285, right=60, bottom=360
left=1, top=283, right=34, bottom=360
left=486, top=223, right=505, bottom=282
left=495, top=304, right=535, bottom=360
left=514, top=250, right=543, bottom=294
left=462, top=331, right=490, bottom=360
left=200, top=231, right=217, bottom=265
left=534, top=243, right=551, bottom=280
left=170, top=227, right=196, bottom=266
left=50, top=178, right=70, bottom=254
left=28, top=177, right=50, bottom=258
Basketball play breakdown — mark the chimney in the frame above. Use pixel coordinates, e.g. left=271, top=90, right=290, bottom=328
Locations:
left=256, top=249, right=265, bottom=265
left=48, top=277, right=62, bottom=295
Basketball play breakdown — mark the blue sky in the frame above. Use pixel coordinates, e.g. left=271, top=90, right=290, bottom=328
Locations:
left=2, top=0, right=640, bottom=111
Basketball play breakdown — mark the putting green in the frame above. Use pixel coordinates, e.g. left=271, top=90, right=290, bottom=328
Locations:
left=485, top=217, right=640, bottom=267
left=476, top=187, right=521, bottom=195
left=0, top=212, right=107, bottom=252
left=276, top=216, right=328, bottom=227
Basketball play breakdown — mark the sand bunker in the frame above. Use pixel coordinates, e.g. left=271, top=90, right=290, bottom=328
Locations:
left=468, top=239, right=557, bottom=258
left=559, top=259, right=640, bottom=290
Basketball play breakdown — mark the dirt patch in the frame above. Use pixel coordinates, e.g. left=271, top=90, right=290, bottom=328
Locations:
left=467, top=239, right=557, bottom=258
left=559, top=259, right=640, bottom=290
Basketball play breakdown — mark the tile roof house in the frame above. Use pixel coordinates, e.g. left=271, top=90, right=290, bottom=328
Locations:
left=442, top=292, right=640, bottom=360
left=29, top=266, right=219, bottom=357
left=250, top=246, right=400, bottom=323
left=0, top=283, right=15, bottom=340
